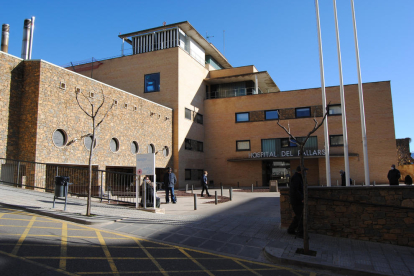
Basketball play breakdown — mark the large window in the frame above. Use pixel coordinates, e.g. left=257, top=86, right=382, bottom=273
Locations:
left=144, top=73, right=160, bottom=93
left=236, top=140, right=250, bottom=151
left=185, top=138, right=203, bottom=152
left=295, top=107, right=311, bottom=118
left=236, top=112, right=249, bottom=122
left=185, top=108, right=192, bottom=120
left=330, top=135, right=344, bottom=147
left=197, top=141, right=203, bottom=152
left=185, top=138, right=192, bottom=150
left=328, top=105, right=341, bottom=115
left=265, top=110, right=279, bottom=120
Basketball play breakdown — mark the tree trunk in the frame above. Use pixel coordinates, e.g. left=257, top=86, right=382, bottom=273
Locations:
left=86, top=109, right=95, bottom=216
left=300, top=145, right=309, bottom=254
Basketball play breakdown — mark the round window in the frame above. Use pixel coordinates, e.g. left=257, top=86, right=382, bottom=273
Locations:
left=131, top=141, right=139, bottom=154
left=163, top=146, right=169, bottom=157
left=110, top=138, right=120, bottom=153
left=148, top=144, right=155, bottom=153
left=84, top=136, right=97, bottom=150
left=52, top=129, right=67, bottom=147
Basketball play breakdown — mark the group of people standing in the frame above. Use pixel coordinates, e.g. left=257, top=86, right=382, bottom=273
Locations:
left=143, top=168, right=210, bottom=205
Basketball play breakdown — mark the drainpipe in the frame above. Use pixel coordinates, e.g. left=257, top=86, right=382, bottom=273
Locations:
left=1, top=24, right=10, bottom=53
left=28, top=16, right=35, bottom=59
left=21, top=19, right=31, bottom=60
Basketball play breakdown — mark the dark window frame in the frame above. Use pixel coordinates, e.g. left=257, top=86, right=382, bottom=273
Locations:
left=330, top=135, right=344, bottom=147
left=236, top=140, right=251, bottom=151
left=295, top=107, right=311, bottom=118
left=281, top=138, right=297, bottom=148
left=144, top=72, right=160, bottom=93
left=185, top=108, right=192, bottom=120
left=265, top=110, right=279, bottom=120
left=197, top=141, right=204, bottom=152
left=185, top=169, right=191, bottom=180
left=328, top=104, right=342, bottom=116
left=195, top=113, right=203, bottom=125
left=235, top=112, right=250, bottom=123
left=185, top=138, right=192, bottom=150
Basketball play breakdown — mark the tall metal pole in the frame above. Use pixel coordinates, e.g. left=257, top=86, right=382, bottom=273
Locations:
left=333, top=0, right=350, bottom=186
left=21, top=19, right=31, bottom=60
left=315, top=0, right=331, bottom=186
left=351, top=0, right=370, bottom=186
left=28, top=16, right=35, bottom=59
left=1, top=24, right=10, bottom=53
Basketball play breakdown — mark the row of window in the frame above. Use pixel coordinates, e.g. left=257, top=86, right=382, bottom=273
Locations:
left=185, top=138, right=203, bottom=152
left=185, top=108, right=203, bottom=125
left=52, top=129, right=169, bottom=156
left=235, top=105, right=342, bottom=123
left=185, top=169, right=204, bottom=180
left=235, top=135, right=344, bottom=151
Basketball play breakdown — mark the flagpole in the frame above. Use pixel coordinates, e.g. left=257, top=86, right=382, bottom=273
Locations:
left=351, top=0, right=370, bottom=186
left=333, top=0, right=350, bottom=186
left=315, top=0, right=331, bottom=186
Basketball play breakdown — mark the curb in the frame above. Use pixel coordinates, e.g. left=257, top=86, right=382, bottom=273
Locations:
left=263, top=246, right=390, bottom=276
left=0, top=202, right=116, bottom=226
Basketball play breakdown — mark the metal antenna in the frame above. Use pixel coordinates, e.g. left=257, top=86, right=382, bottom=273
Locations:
left=223, top=30, right=225, bottom=56
left=206, top=32, right=214, bottom=42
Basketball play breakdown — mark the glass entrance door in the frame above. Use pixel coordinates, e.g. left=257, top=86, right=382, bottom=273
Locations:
left=262, top=161, right=290, bottom=187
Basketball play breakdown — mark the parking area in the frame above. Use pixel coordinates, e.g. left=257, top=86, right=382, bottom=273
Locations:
left=0, top=205, right=314, bottom=276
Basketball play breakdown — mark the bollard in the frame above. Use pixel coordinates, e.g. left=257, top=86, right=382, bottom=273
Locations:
left=192, top=185, right=194, bottom=194
left=221, top=186, right=223, bottom=197
left=363, top=182, right=365, bottom=186
left=230, top=187, right=233, bottom=201
left=186, top=184, right=188, bottom=192
left=336, top=180, right=339, bottom=186
left=215, top=191, right=218, bottom=205
left=373, top=181, right=376, bottom=186
left=353, top=179, right=356, bottom=185
left=237, top=182, right=239, bottom=188
left=194, top=194, right=197, bottom=210
left=252, top=184, right=254, bottom=192
left=256, top=181, right=258, bottom=187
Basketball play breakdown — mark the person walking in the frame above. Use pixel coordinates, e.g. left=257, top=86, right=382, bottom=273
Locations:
left=288, top=166, right=305, bottom=238
left=200, top=171, right=210, bottom=197
left=387, top=164, right=401, bottom=186
left=340, top=170, right=346, bottom=186
left=163, top=167, right=177, bottom=203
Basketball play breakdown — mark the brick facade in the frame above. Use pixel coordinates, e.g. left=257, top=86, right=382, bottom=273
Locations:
left=280, top=186, right=414, bottom=247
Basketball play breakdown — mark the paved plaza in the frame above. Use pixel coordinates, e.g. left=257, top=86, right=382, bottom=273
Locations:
left=0, top=184, right=413, bottom=275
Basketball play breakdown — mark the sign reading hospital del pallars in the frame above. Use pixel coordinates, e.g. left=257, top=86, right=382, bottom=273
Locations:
left=248, top=149, right=325, bottom=159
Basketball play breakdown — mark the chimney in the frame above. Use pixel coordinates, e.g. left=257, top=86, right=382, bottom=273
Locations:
left=1, top=24, right=9, bottom=53
left=21, top=19, right=31, bottom=60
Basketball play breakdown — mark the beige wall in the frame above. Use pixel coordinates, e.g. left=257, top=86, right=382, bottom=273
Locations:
left=204, top=81, right=396, bottom=186
left=209, top=65, right=257, bottom=78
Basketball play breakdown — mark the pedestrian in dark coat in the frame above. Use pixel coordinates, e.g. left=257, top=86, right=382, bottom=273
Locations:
left=340, top=170, right=346, bottom=186
left=405, top=175, right=413, bottom=185
left=387, top=165, right=401, bottom=186
left=201, top=171, right=210, bottom=197
left=288, top=166, right=305, bottom=238
left=163, top=167, right=177, bottom=203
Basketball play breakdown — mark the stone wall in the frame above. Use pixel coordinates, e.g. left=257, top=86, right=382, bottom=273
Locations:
left=280, top=186, right=414, bottom=247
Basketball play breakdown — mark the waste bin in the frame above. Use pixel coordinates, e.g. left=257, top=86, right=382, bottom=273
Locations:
left=55, top=176, right=69, bottom=197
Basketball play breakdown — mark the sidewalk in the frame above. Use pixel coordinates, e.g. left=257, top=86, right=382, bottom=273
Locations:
left=0, top=184, right=413, bottom=276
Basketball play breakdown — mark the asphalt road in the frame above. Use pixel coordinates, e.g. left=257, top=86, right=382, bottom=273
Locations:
left=0, top=205, right=337, bottom=276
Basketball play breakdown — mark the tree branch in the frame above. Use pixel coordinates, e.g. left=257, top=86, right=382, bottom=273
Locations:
left=96, top=103, right=114, bottom=129
left=76, top=92, right=92, bottom=117
left=94, top=88, right=106, bottom=115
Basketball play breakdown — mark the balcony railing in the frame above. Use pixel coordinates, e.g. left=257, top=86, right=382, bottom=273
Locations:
left=206, top=87, right=275, bottom=99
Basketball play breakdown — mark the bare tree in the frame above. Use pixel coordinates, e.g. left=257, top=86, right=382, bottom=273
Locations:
left=67, top=88, right=114, bottom=216
left=277, top=106, right=329, bottom=254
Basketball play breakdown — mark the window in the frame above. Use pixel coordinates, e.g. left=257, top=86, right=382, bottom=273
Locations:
left=281, top=138, right=297, bottom=148
left=195, top=113, right=203, bottom=124
left=236, top=140, right=250, bottom=151
left=185, top=139, right=192, bottom=150
left=328, top=105, right=342, bottom=115
left=197, top=141, right=203, bottom=152
left=148, top=144, right=155, bottom=153
left=110, top=138, right=120, bottom=153
left=185, top=169, right=191, bottom=180
left=163, top=146, right=169, bottom=157
left=236, top=112, right=249, bottom=122
left=84, top=136, right=97, bottom=150
left=131, top=141, right=139, bottom=154
left=330, top=135, right=344, bottom=147
left=265, top=110, right=279, bottom=120
left=144, top=73, right=160, bottom=93
left=185, top=108, right=192, bottom=120
left=52, top=129, right=67, bottom=147
left=295, top=107, right=311, bottom=118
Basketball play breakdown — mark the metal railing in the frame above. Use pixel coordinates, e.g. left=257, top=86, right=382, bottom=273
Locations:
left=206, top=87, right=276, bottom=99
left=0, top=158, right=141, bottom=206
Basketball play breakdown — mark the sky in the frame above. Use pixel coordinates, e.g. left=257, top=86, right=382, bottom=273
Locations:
left=1, top=0, right=413, bottom=150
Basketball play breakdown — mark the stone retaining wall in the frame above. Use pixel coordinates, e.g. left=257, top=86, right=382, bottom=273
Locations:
left=280, top=186, right=414, bottom=247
